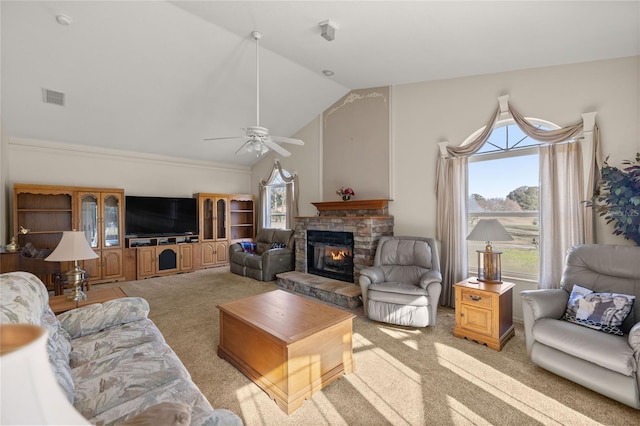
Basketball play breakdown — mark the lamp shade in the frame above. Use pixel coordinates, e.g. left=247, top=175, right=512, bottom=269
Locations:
left=0, top=324, right=89, bottom=425
left=45, top=231, right=98, bottom=262
left=466, top=219, right=514, bottom=243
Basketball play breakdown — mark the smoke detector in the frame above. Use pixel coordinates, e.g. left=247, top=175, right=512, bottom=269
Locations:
left=319, top=20, right=337, bottom=41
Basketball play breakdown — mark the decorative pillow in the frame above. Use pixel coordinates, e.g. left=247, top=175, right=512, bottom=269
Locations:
left=271, top=242, right=287, bottom=249
left=240, top=241, right=256, bottom=253
left=562, top=284, right=635, bottom=336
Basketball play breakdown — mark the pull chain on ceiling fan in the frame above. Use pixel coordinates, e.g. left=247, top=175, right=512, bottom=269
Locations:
left=204, top=31, right=304, bottom=157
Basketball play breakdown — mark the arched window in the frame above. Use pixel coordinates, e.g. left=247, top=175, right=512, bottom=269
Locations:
left=264, top=173, right=287, bottom=229
left=466, top=119, right=557, bottom=280
left=259, top=160, right=298, bottom=230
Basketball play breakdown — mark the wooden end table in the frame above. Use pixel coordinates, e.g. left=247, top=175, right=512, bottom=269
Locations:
left=49, top=287, right=128, bottom=315
left=453, top=278, right=515, bottom=351
left=217, top=290, right=355, bottom=414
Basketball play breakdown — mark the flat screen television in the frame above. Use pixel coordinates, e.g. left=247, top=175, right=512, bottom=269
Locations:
left=125, top=196, right=198, bottom=237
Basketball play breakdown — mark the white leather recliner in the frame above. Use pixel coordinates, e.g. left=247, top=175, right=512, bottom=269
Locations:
left=359, top=236, right=442, bottom=327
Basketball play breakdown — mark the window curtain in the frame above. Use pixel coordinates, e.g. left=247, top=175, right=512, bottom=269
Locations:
left=436, top=97, right=600, bottom=306
left=258, top=160, right=299, bottom=231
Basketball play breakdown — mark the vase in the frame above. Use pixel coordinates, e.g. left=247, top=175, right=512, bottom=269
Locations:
left=342, top=195, right=350, bottom=201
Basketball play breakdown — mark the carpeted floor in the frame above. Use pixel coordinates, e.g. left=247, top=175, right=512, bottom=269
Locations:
left=102, top=268, right=639, bottom=425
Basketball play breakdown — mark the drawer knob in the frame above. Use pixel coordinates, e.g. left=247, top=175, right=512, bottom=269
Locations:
left=469, top=295, right=482, bottom=302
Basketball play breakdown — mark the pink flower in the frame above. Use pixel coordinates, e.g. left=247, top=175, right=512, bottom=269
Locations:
left=336, top=187, right=355, bottom=197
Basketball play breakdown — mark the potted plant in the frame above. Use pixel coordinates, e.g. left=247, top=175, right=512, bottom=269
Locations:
left=589, top=153, right=640, bottom=245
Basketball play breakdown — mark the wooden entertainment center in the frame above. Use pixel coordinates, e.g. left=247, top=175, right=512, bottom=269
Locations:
left=7, top=184, right=254, bottom=283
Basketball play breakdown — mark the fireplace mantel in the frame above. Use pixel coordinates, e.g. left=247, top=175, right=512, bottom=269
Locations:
left=312, top=199, right=390, bottom=212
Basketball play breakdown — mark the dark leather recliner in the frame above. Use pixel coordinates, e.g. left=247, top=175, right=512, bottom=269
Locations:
left=229, top=228, right=295, bottom=281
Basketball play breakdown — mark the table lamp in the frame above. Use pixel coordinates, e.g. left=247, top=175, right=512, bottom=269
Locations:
left=46, top=230, right=98, bottom=302
left=466, top=219, right=513, bottom=283
left=0, top=324, right=89, bottom=425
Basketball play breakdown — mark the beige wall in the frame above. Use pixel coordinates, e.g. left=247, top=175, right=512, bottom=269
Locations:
left=1, top=137, right=253, bottom=241
left=254, top=55, right=640, bottom=321
left=0, top=118, right=9, bottom=246
left=322, top=87, right=390, bottom=201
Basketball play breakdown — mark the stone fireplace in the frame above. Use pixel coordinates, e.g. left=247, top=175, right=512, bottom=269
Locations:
left=276, top=200, right=393, bottom=308
left=294, top=199, right=394, bottom=283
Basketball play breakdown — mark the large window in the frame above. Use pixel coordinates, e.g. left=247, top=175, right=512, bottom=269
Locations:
left=264, top=173, right=287, bottom=229
left=467, top=121, right=546, bottom=280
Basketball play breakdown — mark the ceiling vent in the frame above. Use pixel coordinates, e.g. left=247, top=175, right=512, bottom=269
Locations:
left=42, top=88, right=65, bottom=106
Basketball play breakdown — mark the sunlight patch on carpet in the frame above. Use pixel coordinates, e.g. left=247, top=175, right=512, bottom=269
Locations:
left=347, top=333, right=423, bottom=424
left=435, top=343, right=603, bottom=426
left=377, top=326, right=421, bottom=350
left=446, top=395, right=493, bottom=425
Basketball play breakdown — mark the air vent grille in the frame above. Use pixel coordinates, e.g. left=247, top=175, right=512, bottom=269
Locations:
left=42, top=88, right=65, bottom=106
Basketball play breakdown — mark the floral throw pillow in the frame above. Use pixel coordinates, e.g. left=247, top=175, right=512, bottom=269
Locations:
left=562, top=284, right=635, bottom=336
left=271, top=242, right=287, bottom=249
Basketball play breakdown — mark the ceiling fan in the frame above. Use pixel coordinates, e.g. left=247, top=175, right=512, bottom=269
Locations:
left=204, top=31, right=304, bottom=157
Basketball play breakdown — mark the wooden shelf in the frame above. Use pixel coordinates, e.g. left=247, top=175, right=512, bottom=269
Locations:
left=312, top=199, right=390, bottom=212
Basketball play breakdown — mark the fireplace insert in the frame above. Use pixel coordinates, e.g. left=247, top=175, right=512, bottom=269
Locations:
left=307, top=230, right=354, bottom=282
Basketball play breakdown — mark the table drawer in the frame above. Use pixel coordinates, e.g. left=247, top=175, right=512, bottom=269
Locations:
left=460, top=288, right=493, bottom=309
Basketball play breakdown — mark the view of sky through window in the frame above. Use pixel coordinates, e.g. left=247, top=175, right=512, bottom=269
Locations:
left=469, top=154, right=539, bottom=200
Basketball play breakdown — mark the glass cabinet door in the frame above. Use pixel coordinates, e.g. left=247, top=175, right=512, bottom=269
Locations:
left=80, top=194, right=99, bottom=248
left=203, top=198, right=214, bottom=240
left=103, top=194, right=121, bottom=247
left=216, top=198, right=227, bottom=240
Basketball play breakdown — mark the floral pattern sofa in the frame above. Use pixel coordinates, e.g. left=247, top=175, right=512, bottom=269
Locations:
left=0, top=272, right=242, bottom=425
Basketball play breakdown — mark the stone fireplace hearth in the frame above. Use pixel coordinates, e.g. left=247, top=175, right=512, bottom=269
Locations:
left=276, top=200, right=393, bottom=308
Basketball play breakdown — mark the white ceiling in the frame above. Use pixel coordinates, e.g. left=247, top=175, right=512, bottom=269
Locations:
left=2, top=1, right=639, bottom=167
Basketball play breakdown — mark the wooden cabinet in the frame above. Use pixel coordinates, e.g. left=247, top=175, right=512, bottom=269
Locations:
left=196, top=193, right=228, bottom=242
left=200, top=241, right=228, bottom=268
left=12, top=184, right=125, bottom=286
left=13, top=184, right=74, bottom=250
left=178, top=244, right=194, bottom=272
left=127, top=236, right=197, bottom=279
left=229, top=195, right=255, bottom=242
left=77, top=190, right=125, bottom=284
left=453, top=279, right=515, bottom=351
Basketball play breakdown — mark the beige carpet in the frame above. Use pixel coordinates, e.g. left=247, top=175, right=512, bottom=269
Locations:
left=102, top=268, right=639, bottom=425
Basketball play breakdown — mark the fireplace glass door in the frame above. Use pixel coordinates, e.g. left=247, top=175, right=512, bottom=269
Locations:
left=307, top=230, right=354, bottom=282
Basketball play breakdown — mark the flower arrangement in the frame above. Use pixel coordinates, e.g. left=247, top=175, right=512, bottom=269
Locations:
left=337, top=186, right=355, bottom=201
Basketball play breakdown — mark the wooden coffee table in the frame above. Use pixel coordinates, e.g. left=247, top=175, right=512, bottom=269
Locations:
left=217, top=289, right=355, bottom=414
left=49, top=287, right=128, bottom=314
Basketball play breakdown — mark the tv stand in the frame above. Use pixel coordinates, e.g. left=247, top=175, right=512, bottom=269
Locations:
left=126, top=235, right=201, bottom=279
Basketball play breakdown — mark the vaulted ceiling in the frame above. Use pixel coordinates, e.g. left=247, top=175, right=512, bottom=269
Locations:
left=2, top=1, right=639, bottom=167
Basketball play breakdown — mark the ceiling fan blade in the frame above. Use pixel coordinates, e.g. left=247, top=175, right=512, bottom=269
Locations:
left=263, top=138, right=292, bottom=157
left=203, top=136, right=244, bottom=142
left=269, top=135, right=304, bottom=146
left=234, top=140, right=252, bottom=155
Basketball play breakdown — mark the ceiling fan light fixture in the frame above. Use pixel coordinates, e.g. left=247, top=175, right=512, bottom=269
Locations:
left=203, top=30, right=304, bottom=158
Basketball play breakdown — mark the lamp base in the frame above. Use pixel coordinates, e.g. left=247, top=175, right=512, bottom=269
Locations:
left=476, top=249, right=503, bottom=284
left=64, top=266, right=87, bottom=304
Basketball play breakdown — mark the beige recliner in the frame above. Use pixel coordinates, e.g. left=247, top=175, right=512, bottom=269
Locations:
left=359, top=236, right=442, bottom=327
left=521, top=244, right=640, bottom=409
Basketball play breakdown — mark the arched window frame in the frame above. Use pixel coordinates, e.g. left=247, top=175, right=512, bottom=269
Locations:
left=258, top=160, right=299, bottom=230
